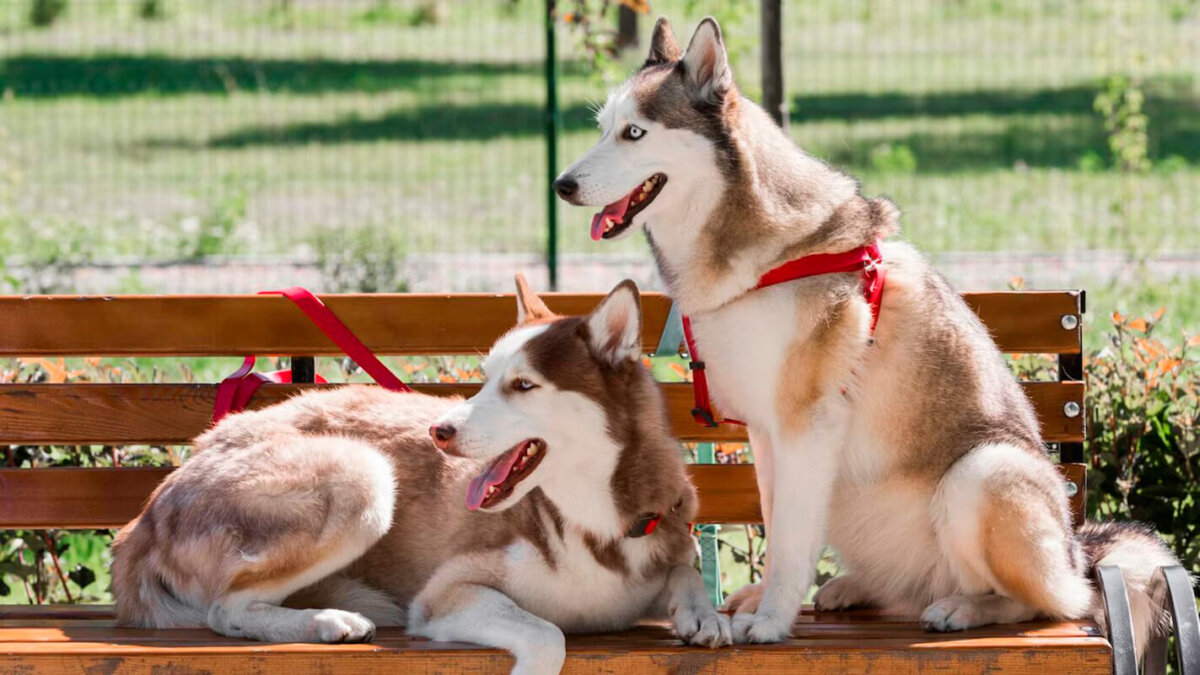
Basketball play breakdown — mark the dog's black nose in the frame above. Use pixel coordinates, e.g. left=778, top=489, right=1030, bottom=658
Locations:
left=430, top=423, right=456, bottom=450
left=553, top=176, right=578, bottom=200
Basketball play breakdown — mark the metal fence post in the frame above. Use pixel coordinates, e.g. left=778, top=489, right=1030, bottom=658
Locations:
left=695, top=442, right=723, bottom=607
left=544, top=0, right=560, bottom=290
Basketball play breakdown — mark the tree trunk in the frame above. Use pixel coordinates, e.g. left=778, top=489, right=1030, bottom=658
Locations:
left=616, top=5, right=639, bottom=51
left=760, top=0, right=787, bottom=129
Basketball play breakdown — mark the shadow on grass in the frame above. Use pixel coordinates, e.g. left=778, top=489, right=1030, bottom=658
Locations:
left=791, top=79, right=1198, bottom=122
left=791, top=86, right=1097, bottom=122
left=193, top=99, right=1197, bottom=175
left=158, top=101, right=599, bottom=146
left=117, top=73, right=1197, bottom=170
left=0, top=54, right=553, bottom=96
left=819, top=123, right=1200, bottom=173
left=794, top=84, right=1200, bottom=172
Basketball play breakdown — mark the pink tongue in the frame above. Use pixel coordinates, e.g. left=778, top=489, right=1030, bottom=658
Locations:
left=466, top=444, right=525, bottom=511
left=590, top=192, right=634, bottom=241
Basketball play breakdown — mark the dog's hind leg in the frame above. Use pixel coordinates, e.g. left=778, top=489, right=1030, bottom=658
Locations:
left=926, top=443, right=1091, bottom=632
left=410, top=583, right=565, bottom=675
left=921, top=593, right=1040, bottom=631
left=206, top=437, right=397, bottom=643
left=814, top=573, right=876, bottom=612
left=286, top=575, right=406, bottom=627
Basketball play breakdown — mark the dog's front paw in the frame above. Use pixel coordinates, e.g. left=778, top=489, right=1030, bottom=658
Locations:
left=510, top=629, right=566, bottom=675
left=510, top=648, right=565, bottom=675
left=814, top=574, right=870, bottom=612
left=308, top=609, right=376, bottom=643
left=731, top=610, right=791, bottom=644
left=920, top=596, right=983, bottom=632
left=721, top=582, right=764, bottom=614
left=672, top=604, right=732, bottom=648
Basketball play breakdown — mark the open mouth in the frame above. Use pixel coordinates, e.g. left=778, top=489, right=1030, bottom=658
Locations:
left=590, top=173, right=667, bottom=241
left=465, top=439, right=546, bottom=511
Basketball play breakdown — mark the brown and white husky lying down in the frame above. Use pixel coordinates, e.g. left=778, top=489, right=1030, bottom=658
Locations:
left=112, top=277, right=731, bottom=673
left=554, top=15, right=1182, bottom=657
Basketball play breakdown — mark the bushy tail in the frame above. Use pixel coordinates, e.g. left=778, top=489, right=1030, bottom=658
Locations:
left=111, top=515, right=207, bottom=628
left=1079, top=521, right=1184, bottom=658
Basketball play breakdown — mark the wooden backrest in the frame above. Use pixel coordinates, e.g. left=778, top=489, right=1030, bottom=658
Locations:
left=0, top=291, right=1086, bottom=528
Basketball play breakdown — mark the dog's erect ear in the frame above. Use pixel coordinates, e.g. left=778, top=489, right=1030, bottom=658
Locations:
left=681, top=17, right=732, bottom=103
left=586, top=280, right=643, bottom=365
left=645, top=17, right=682, bottom=66
left=514, top=273, right=555, bottom=325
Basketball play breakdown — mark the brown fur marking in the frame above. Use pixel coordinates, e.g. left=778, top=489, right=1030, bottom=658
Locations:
left=776, top=298, right=862, bottom=433
left=981, top=492, right=1070, bottom=615
left=522, top=312, right=697, bottom=572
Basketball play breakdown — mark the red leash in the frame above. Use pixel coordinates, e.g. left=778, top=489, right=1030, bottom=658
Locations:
left=213, top=287, right=411, bottom=422
left=682, top=241, right=886, bottom=428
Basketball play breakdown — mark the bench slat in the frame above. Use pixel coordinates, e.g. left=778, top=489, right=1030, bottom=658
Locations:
left=0, top=466, right=757, bottom=529
left=0, top=291, right=1083, bottom=357
left=0, top=467, right=169, bottom=529
left=0, top=616, right=1114, bottom=673
left=0, top=637, right=1113, bottom=673
left=0, top=604, right=1101, bottom=636
left=0, top=463, right=1086, bottom=530
left=0, top=381, right=1084, bottom=446
left=0, top=622, right=1102, bottom=641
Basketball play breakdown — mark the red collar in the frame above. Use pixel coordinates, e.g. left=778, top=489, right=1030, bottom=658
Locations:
left=626, top=512, right=662, bottom=538
left=682, top=241, right=886, bottom=428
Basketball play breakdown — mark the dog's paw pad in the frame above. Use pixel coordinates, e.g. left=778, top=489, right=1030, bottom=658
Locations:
left=722, top=583, right=764, bottom=615
left=814, top=575, right=866, bottom=612
left=675, top=607, right=732, bottom=648
left=309, top=609, right=376, bottom=643
left=920, top=597, right=978, bottom=632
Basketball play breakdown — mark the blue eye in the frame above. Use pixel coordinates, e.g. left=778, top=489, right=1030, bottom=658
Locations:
left=623, top=124, right=645, bottom=141
left=512, top=378, right=538, bottom=392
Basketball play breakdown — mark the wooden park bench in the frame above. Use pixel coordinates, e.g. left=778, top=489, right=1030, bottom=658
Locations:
left=1, top=289, right=1197, bottom=673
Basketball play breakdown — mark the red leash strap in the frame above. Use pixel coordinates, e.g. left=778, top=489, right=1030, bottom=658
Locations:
left=258, top=287, right=411, bottom=393
left=861, top=242, right=887, bottom=332
left=213, top=287, right=410, bottom=423
left=214, top=356, right=272, bottom=423
left=682, top=315, right=745, bottom=427
left=683, top=241, right=886, bottom=428
left=213, top=359, right=334, bottom=423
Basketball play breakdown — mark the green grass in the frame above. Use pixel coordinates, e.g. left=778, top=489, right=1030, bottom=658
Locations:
left=0, top=0, right=1196, bottom=252
left=0, top=1, right=1197, bottom=319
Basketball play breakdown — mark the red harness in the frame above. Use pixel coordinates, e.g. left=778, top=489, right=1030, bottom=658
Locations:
left=682, top=241, right=886, bottom=428
left=213, top=287, right=412, bottom=422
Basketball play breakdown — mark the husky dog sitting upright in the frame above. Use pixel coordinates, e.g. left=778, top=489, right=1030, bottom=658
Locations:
left=554, top=16, right=1180, bottom=655
left=112, top=277, right=731, bottom=674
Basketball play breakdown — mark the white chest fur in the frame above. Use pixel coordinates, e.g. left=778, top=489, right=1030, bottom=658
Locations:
left=690, top=282, right=891, bottom=483
left=500, top=530, right=666, bottom=633
left=689, top=284, right=821, bottom=431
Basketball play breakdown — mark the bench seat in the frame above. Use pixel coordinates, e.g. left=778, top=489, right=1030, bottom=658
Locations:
left=3, top=290, right=1128, bottom=673
left=0, top=605, right=1112, bottom=673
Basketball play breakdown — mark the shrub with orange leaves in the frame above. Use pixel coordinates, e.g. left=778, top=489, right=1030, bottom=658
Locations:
left=1086, top=310, right=1199, bottom=576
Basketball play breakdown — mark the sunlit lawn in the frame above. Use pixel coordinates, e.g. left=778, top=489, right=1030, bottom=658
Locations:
left=0, top=0, right=1196, bottom=328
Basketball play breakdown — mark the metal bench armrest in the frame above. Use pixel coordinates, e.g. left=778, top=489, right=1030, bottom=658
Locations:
left=1161, top=565, right=1200, bottom=675
left=1096, top=565, right=1138, bottom=675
